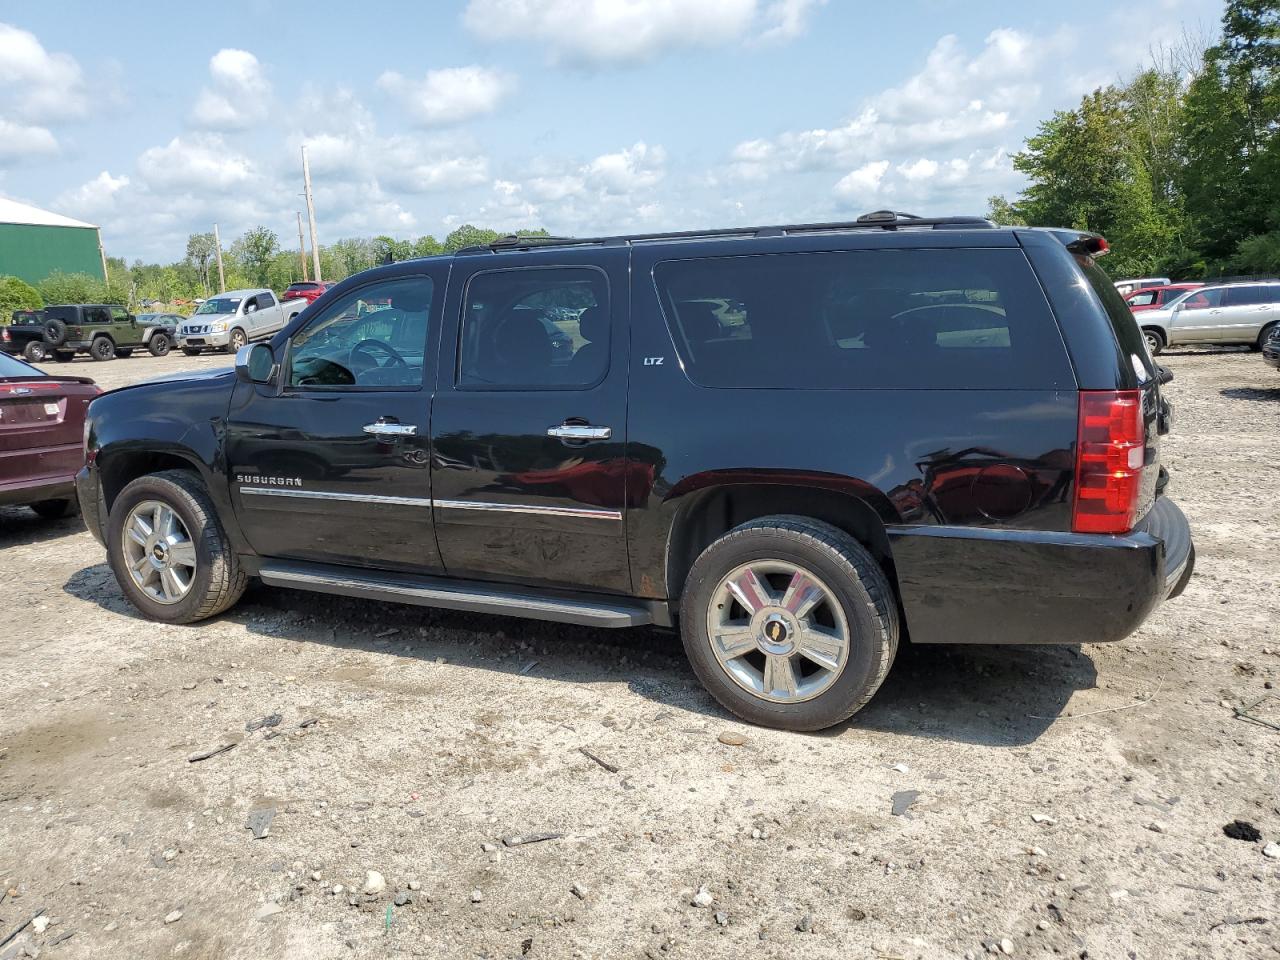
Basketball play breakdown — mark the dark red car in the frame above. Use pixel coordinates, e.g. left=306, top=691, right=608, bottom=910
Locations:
left=1124, top=282, right=1203, bottom=313
left=281, top=281, right=335, bottom=305
left=0, top=352, right=99, bottom=518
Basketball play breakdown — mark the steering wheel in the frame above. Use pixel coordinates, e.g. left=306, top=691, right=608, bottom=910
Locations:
left=348, top=338, right=408, bottom=374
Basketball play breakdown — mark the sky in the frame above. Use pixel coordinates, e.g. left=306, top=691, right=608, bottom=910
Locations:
left=0, top=0, right=1225, bottom=263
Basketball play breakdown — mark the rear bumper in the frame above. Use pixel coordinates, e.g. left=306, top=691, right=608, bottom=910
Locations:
left=887, top=496, right=1194, bottom=645
left=75, top=463, right=108, bottom=546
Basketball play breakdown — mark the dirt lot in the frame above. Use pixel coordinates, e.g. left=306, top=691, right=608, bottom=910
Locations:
left=1, top=348, right=1277, bottom=960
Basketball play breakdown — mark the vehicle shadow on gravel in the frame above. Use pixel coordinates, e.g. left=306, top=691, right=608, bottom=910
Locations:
left=0, top=507, right=88, bottom=548
left=1220, top=386, right=1280, bottom=402
left=63, top=568, right=1095, bottom=747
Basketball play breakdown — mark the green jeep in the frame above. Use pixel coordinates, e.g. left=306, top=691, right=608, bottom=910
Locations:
left=40, top=304, right=176, bottom=362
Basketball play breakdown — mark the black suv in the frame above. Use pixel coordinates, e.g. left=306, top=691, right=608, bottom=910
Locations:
left=76, top=212, right=1194, bottom=731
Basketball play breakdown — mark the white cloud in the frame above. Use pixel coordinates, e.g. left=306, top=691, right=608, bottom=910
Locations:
left=0, top=117, right=58, bottom=160
left=462, top=0, right=816, bottom=66
left=0, top=22, right=88, bottom=122
left=833, top=161, right=889, bottom=200
left=585, top=141, right=666, bottom=193
left=137, top=135, right=255, bottom=192
left=377, top=66, right=513, bottom=126
left=55, top=170, right=130, bottom=215
left=192, top=49, right=271, bottom=130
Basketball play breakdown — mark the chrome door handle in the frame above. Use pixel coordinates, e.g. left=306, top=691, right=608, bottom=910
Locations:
left=364, top=420, right=417, bottom=437
left=547, top=424, right=611, bottom=441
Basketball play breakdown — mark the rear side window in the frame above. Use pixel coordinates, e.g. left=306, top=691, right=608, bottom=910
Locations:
left=1226, top=285, right=1278, bottom=306
left=1127, top=290, right=1158, bottom=307
left=259, top=292, right=276, bottom=308
left=458, top=267, right=609, bottom=389
left=652, top=249, right=1073, bottom=389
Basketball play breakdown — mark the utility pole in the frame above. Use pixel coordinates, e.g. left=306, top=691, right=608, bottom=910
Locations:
left=296, top=211, right=309, bottom=281
left=301, top=145, right=322, bottom=281
left=213, top=223, right=226, bottom=292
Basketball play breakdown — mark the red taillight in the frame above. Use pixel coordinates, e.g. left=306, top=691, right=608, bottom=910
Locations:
left=1073, top=390, right=1145, bottom=534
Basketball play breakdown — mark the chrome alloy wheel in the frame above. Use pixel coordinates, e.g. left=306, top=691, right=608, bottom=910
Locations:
left=705, top=560, right=850, bottom=704
left=122, top=500, right=198, bottom=604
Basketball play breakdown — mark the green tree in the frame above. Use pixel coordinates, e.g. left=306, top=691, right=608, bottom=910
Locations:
left=985, top=196, right=1026, bottom=226
left=443, top=224, right=502, bottom=252
left=185, top=232, right=217, bottom=295
left=371, top=235, right=413, bottom=264
left=0, top=276, right=42, bottom=319
left=230, top=226, right=280, bottom=287
left=411, top=235, right=443, bottom=258
left=38, top=272, right=128, bottom=305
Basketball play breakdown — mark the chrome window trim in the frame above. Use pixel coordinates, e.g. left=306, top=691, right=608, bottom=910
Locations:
left=238, top=486, right=622, bottom=520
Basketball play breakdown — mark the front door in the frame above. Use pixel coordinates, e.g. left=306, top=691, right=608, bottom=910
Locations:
left=1168, top=287, right=1226, bottom=344
left=431, top=250, right=633, bottom=593
left=225, top=270, right=444, bottom=572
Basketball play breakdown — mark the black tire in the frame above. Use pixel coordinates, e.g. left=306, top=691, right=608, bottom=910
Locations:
left=115, top=348, right=133, bottom=358
left=52, top=350, right=75, bottom=363
left=679, top=515, right=899, bottom=731
left=182, top=347, right=202, bottom=357
left=90, top=336, right=115, bottom=361
left=43, top=318, right=67, bottom=346
left=22, top=340, right=48, bottom=362
left=106, top=469, right=247, bottom=624
left=30, top=498, right=77, bottom=519
left=1142, top=328, right=1165, bottom=356
left=227, top=328, right=247, bottom=353
left=148, top=333, right=171, bottom=357
left=1256, top=322, right=1276, bottom=352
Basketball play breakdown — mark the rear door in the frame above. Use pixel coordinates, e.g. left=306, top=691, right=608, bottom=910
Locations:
left=255, top=291, right=281, bottom=337
left=430, top=248, right=632, bottom=593
left=1223, top=285, right=1279, bottom=343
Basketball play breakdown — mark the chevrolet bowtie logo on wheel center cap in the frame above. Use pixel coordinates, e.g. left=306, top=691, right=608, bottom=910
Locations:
left=758, top=614, right=795, bottom=655
left=765, top=620, right=787, bottom=642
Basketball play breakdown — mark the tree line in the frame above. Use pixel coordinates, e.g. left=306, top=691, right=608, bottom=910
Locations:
left=0, top=223, right=544, bottom=318
left=989, top=0, right=1280, bottom=280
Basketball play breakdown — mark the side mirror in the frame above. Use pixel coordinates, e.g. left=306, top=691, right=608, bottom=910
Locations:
left=236, top=342, right=276, bottom=385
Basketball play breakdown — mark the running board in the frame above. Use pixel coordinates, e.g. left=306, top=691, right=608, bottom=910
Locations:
left=257, top=560, right=656, bottom=628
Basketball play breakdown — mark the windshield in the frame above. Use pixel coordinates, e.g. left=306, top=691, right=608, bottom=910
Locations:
left=0, top=353, right=45, bottom=378
left=195, top=298, right=241, bottom=315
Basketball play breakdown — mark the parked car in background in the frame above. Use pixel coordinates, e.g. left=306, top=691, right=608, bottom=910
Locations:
left=1263, top=323, right=1280, bottom=371
left=281, top=281, right=331, bottom=305
left=176, top=289, right=307, bottom=355
left=0, top=351, right=99, bottom=518
left=1114, top=277, right=1171, bottom=296
left=1136, top=282, right=1280, bottom=355
left=77, top=211, right=1193, bottom=731
left=1125, top=282, right=1204, bottom=313
left=2, top=306, right=176, bottom=362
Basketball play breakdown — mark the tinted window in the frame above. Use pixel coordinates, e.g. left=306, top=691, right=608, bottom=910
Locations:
left=653, top=249, right=1072, bottom=390
left=110, top=307, right=129, bottom=322
left=1128, top=290, right=1158, bottom=306
left=1075, top=256, right=1156, bottom=382
left=1226, top=285, right=1278, bottom=306
left=288, top=276, right=434, bottom=389
left=258, top=292, right=276, bottom=308
left=459, top=267, right=608, bottom=389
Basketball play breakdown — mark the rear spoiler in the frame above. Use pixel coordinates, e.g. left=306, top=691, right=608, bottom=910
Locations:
left=1019, top=226, right=1110, bottom=257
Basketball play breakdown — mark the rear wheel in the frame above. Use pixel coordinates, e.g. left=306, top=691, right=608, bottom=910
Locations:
left=148, top=333, right=171, bottom=357
left=1142, top=328, right=1165, bottom=356
left=30, top=499, right=77, bottom=519
left=90, top=336, right=115, bottom=361
left=679, top=516, right=898, bottom=731
left=22, top=340, right=48, bottom=362
left=106, top=470, right=247, bottom=623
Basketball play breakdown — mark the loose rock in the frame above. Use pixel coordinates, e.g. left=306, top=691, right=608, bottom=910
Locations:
left=256, top=903, right=284, bottom=921
left=362, top=871, right=386, bottom=895
left=691, top=886, right=714, bottom=908
left=164, top=910, right=182, bottom=924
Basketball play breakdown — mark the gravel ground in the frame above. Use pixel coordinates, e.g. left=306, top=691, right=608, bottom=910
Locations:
left=0, top=347, right=1277, bottom=960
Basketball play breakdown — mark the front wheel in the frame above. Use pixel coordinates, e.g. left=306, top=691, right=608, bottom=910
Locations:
left=90, top=337, right=115, bottom=361
left=22, top=340, right=48, bottom=362
left=148, top=333, right=171, bottom=357
left=1143, top=328, right=1165, bottom=356
left=679, top=516, right=898, bottom=731
left=227, top=328, right=247, bottom=352
left=106, top=470, right=247, bottom=623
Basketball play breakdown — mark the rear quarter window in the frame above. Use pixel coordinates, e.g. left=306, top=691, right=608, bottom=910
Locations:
left=652, top=248, right=1074, bottom=390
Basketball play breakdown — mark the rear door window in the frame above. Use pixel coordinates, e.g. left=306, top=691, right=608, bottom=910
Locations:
left=1128, top=290, right=1158, bottom=307
left=1225, top=286, right=1275, bottom=306
left=652, top=248, right=1073, bottom=389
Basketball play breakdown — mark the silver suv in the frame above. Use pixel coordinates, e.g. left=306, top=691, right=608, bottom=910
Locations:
left=1138, top=282, right=1280, bottom=355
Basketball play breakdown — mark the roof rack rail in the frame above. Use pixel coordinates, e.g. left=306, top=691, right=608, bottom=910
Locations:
left=452, top=212, right=995, bottom=256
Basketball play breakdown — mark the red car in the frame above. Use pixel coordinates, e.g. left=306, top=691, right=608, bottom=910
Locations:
left=0, top=352, right=99, bottom=518
left=280, top=280, right=336, bottom=305
left=1124, top=282, right=1203, bottom=313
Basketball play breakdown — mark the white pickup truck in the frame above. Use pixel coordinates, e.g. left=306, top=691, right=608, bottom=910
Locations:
left=177, top=288, right=307, bottom=355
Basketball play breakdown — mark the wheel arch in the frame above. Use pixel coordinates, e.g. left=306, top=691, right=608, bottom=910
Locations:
left=99, top=448, right=204, bottom=515
left=663, top=478, right=901, bottom=610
